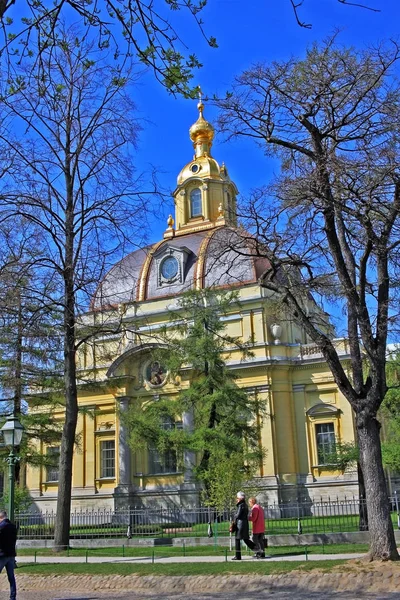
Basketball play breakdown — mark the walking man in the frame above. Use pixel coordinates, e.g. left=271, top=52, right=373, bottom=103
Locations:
left=249, top=496, right=266, bottom=558
left=0, top=510, right=17, bottom=600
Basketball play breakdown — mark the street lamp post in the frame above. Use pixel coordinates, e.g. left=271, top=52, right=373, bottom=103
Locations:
left=1, top=415, right=24, bottom=523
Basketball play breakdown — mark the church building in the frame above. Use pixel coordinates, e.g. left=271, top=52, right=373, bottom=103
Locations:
left=26, top=100, right=358, bottom=511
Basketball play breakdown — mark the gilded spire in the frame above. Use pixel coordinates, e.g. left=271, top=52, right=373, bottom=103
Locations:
left=189, top=87, right=214, bottom=159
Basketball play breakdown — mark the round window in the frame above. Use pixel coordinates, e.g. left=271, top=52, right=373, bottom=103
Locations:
left=190, top=163, right=199, bottom=173
left=161, top=256, right=179, bottom=280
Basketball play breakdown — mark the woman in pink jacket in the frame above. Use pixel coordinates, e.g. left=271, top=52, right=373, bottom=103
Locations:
left=248, top=497, right=266, bottom=558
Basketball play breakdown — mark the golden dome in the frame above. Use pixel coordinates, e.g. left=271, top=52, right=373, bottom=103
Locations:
left=189, top=100, right=214, bottom=158
left=177, top=154, right=221, bottom=186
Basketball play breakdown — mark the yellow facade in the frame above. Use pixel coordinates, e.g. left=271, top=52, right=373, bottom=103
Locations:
left=26, top=101, right=358, bottom=510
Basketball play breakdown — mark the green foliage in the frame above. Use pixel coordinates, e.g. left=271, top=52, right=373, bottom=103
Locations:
left=201, top=450, right=259, bottom=512
left=321, top=440, right=359, bottom=471
left=382, top=442, right=400, bottom=473
left=124, top=289, right=265, bottom=507
left=1, top=486, right=33, bottom=513
left=381, top=352, right=400, bottom=473
left=0, top=220, right=65, bottom=465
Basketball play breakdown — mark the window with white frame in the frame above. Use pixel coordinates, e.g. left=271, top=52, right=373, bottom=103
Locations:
left=100, top=440, right=115, bottom=478
left=46, top=446, right=60, bottom=482
left=315, top=422, right=336, bottom=465
left=190, top=188, right=202, bottom=217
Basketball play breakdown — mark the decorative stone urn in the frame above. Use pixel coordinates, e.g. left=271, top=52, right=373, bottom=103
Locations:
left=270, top=323, right=282, bottom=345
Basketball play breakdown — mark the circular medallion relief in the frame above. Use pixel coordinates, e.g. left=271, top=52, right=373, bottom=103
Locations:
left=145, top=361, right=167, bottom=387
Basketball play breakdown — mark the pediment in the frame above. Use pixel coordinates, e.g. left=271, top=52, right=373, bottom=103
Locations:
left=153, top=245, right=191, bottom=259
left=106, top=342, right=168, bottom=379
left=306, top=403, right=341, bottom=417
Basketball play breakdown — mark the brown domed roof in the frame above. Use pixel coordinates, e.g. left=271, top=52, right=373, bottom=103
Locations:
left=91, top=227, right=270, bottom=310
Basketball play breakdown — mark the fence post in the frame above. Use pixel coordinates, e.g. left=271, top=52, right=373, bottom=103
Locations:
left=395, top=491, right=400, bottom=530
left=305, top=545, right=308, bottom=561
left=122, top=544, right=125, bottom=557
left=152, top=550, right=155, bottom=564
left=297, top=518, right=302, bottom=535
left=85, top=549, right=88, bottom=563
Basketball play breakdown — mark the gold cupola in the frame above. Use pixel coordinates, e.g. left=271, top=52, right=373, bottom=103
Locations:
left=171, top=93, right=238, bottom=237
left=189, top=98, right=215, bottom=158
left=177, top=95, right=222, bottom=186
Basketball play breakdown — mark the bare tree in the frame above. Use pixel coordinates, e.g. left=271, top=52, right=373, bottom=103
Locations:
left=216, top=37, right=400, bottom=560
left=0, top=1, right=217, bottom=96
left=0, top=1, right=382, bottom=95
left=0, top=25, right=151, bottom=549
left=289, top=0, right=380, bottom=29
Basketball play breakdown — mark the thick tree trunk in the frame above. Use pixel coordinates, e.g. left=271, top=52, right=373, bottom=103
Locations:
left=357, top=414, right=398, bottom=560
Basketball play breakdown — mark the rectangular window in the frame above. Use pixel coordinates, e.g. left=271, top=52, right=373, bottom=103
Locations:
left=315, top=422, right=336, bottom=465
left=147, top=416, right=180, bottom=475
left=190, top=188, right=202, bottom=217
left=100, top=440, right=115, bottom=478
left=148, top=446, right=178, bottom=475
left=46, top=446, right=60, bottom=482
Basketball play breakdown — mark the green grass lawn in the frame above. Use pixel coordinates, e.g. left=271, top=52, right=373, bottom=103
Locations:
left=16, top=542, right=370, bottom=558
left=15, top=559, right=348, bottom=577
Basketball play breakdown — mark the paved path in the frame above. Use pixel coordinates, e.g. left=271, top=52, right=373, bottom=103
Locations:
left=15, top=552, right=364, bottom=563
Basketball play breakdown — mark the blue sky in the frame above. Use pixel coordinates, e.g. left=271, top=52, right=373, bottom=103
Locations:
left=134, top=0, right=400, bottom=242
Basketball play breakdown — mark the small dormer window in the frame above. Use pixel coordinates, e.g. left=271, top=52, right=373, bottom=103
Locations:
left=154, top=245, right=191, bottom=288
left=190, top=188, right=202, bottom=217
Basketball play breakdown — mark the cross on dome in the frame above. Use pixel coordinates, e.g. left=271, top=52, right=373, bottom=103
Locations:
left=189, top=86, right=214, bottom=158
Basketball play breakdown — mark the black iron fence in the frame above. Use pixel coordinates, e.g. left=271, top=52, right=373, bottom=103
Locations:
left=12, top=495, right=400, bottom=540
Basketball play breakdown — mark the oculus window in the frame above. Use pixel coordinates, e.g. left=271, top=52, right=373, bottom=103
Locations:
left=160, top=256, right=179, bottom=281
left=190, top=188, right=202, bottom=217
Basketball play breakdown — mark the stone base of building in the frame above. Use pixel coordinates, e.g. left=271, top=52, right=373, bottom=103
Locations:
left=28, top=471, right=365, bottom=512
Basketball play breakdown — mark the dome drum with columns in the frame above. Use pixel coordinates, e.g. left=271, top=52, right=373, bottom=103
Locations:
left=25, top=99, right=361, bottom=513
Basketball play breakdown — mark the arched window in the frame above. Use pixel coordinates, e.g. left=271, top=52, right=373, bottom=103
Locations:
left=190, top=188, right=202, bottom=217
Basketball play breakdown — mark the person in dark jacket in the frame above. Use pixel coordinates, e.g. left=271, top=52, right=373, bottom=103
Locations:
left=231, top=492, right=255, bottom=560
left=0, top=510, right=17, bottom=600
